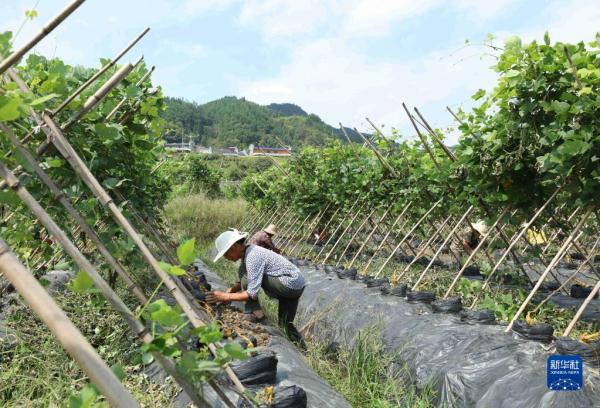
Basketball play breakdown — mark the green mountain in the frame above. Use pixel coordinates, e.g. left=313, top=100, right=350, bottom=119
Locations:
left=161, top=96, right=363, bottom=148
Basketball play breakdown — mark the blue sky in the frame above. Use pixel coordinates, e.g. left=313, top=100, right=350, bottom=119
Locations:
left=2, top=0, right=600, bottom=142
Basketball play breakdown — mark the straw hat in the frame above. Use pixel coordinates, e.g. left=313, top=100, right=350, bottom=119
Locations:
left=470, top=221, right=488, bottom=235
left=213, top=229, right=248, bottom=262
left=264, top=224, right=277, bottom=235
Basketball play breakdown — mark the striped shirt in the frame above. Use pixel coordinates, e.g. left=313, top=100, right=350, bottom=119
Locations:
left=241, top=245, right=305, bottom=299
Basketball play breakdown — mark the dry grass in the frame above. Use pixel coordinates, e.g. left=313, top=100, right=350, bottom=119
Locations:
left=163, top=194, right=247, bottom=243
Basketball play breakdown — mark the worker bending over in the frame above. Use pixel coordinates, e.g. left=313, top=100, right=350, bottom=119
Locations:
left=248, top=224, right=280, bottom=253
left=207, top=229, right=306, bottom=347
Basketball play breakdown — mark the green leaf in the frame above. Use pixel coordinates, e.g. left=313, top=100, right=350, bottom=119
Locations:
left=0, top=94, right=23, bottom=121
left=168, top=266, right=187, bottom=276
left=177, top=238, right=196, bottom=266
left=550, top=100, right=570, bottom=114
left=472, top=89, right=486, bottom=101
left=194, top=322, right=223, bottom=344
left=111, top=364, right=126, bottom=381
left=69, top=270, right=95, bottom=294
left=141, top=352, right=154, bottom=365
left=30, top=93, right=58, bottom=106
left=149, top=301, right=184, bottom=327
left=543, top=31, right=550, bottom=46
left=223, top=342, right=248, bottom=360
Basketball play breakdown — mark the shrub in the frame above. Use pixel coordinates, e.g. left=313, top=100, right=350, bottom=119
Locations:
left=163, top=194, right=247, bottom=243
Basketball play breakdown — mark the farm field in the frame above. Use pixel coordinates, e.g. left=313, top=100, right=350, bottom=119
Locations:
left=1, top=1, right=600, bottom=408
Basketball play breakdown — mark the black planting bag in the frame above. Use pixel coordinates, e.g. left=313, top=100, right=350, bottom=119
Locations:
left=459, top=309, right=496, bottom=324
left=512, top=320, right=554, bottom=343
left=570, top=284, right=598, bottom=299
left=230, top=350, right=278, bottom=385
left=555, top=337, right=600, bottom=368
left=406, top=291, right=436, bottom=303
left=431, top=297, right=463, bottom=313
left=271, top=385, right=308, bottom=408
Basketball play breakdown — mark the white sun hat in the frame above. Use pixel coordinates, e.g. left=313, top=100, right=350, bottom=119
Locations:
left=213, top=229, right=248, bottom=262
left=264, top=224, right=277, bottom=235
left=470, top=221, right=488, bottom=235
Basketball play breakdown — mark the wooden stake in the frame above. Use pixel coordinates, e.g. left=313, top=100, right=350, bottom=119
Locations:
left=412, top=206, right=474, bottom=290
left=0, top=123, right=148, bottom=304
left=362, top=201, right=412, bottom=274
left=61, top=63, right=134, bottom=129
left=52, top=27, right=150, bottom=114
left=0, top=238, right=139, bottom=408
left=316, top=200, right=360, bottom=260
left=0, top=162, right=211, bottom=407
left=336, top=207, right=378, bottom=266
left=39, top=113, right=247, bottom=395
left=374, top=199, right=442, bottom=278
left=106, top=66, right=155, bottom=120
left=469, top=188, right=562, bottom=308
left=0, top=0, right=86, bottom=75
left=393, top=212, right=454, bottom=282
left=444, top=206, right=509, bottom=298
left=506, top=207, right=593, bottom=332
left=348, top=203, right=392, bottom=269
left=322, top=202, right=367, bottom=264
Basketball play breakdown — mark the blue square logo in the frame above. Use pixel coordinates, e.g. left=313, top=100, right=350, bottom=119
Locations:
left=547, top=355, right=583, bottom=391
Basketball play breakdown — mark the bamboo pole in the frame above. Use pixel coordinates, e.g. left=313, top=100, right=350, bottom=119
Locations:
left=52, top=27, right=150, bottom=114
left=0, top=0, right=86, bottom=75
left=469, top=187, right=562, bottom=308
left=308, top=205, right=342, bottom=256
left=106, top=66, right=155, bottom=120
left=532, top=235, right=600, bottom=315
left=280, top=212, right=311, bottom=251
left=362, top=201, right=413, bottom=274
left=0, top=123, right=148, bottom=304
left=353, top=128, right=398, bottom=176
left=401, top=103, right=440, bottom=170
left=506, top=207, right=594, bottom=332
left=316, top=201, right=360, bottom=260
left=336, top=207, right=378, bottom=266
left=273, top=212, right=300, bottom=246
left=444, top=207, right=509, bottom=298
left=348, top=203, right=392, bottom=269
left=0, top=63, right=136, bottom=191
left=0, top=238, right=139, bottom=407
left=39, top=113, right=247, bottom=395
left=289, top=204, right=329, bottom=257
left=61, top=63, right=134, bottom=129
left=393, top=212, right=453, bottom=282
left=541, top=208, right=581, bottom=255
left=250, top=206, right=284, bottom=234
left=322, top=202, right=367, bottom=264
left=374, top=199, right=442, bottom=278
left=563, top=246, right=600, bottom=336
left=412, top=206, right=474, bottom=290
left=0, top=163, right=211, bottom=407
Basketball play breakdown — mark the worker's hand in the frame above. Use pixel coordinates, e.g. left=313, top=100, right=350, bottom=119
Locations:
left=206, top=291, right=230, bottom=304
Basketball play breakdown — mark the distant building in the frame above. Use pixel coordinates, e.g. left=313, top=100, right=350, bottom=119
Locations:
left=195, top=145, right=212, bottom=154
left=216, top=146, right=240, bottom=156
left=165, top=142, right=193, bottom=153
left=248, top=144, right=292, bottom=157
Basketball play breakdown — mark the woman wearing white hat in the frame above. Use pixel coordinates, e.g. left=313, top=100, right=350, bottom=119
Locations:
left=207, top=229, right=306, bottom=347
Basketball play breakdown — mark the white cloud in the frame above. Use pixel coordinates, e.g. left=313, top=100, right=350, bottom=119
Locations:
left=237, top=37, right=497, bottom=138
left=157, top=39, right=204, bottom=58
left=237, top=0, right=334, bottom=38
left=341, top=0, right=443, bottom=37
left=455, top=0, right=521, bottom=20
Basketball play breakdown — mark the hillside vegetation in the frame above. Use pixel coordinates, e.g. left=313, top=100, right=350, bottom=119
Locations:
left=161, top=96, right=363, bottom=148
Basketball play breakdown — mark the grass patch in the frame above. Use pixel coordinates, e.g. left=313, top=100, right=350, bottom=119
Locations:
left=0, top=288, right=178, bottom=407
left=305, top=327, right=435, bottom=408
left=163, top=193, right=247, bottom=244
